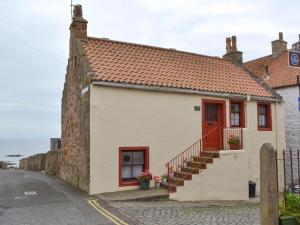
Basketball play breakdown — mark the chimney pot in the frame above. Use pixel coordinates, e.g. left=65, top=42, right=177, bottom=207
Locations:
left=226, top=37, right=231, bottom=53
left=279, top=32, right=283, bottom=41
left=73, top=4, right=83, bottom=18
left=231, top=36, right=237, bottom=51
left=298, top=34, right=300, bottom=41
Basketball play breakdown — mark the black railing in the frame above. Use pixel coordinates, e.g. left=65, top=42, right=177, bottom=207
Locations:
left=283, top=148, right=300, bottom=193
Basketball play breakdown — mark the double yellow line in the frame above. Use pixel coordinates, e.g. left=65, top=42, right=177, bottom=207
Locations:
left=87, top=199, right=129, bottom=225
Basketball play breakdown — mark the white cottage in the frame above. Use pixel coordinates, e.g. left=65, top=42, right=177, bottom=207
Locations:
left=60, top=5, right=286, bottom=201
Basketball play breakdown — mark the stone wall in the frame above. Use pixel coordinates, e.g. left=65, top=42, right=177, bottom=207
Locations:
left=19, top=158, right=28, bottom=170
left=45, top=150, right=61, bottom=176
left=21, top=154, right=46, bottom=171
left=0, top=161, right=8, bottom=169
left=276, top=86, right=300, bottom=186
left=60, top=19, right=90, bottom=192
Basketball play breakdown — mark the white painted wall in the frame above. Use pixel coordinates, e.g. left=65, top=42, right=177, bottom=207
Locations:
left=276, top=86, right=300, bottom=150
left=89, top=85, right=285, bottom=197
left=170, top=150, right=249, bottom=201
left=245, top=101, right=285, bottom=194
left=89, top=85, right=203, bottom=194
left=276, top=86, right=300, bottom=185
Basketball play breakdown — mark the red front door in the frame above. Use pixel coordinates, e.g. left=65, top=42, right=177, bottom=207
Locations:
left=202, top=100, right=225, bottom=150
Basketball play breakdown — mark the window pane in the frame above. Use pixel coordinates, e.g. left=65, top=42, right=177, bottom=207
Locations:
left=205, top=104, right=218, bottom=122
left=132, top=165, right=143, bottom=177
left=231, top=112, right=240, bottom=126
left=132, top=151, right=144, bottom=164
left=259, top=115, right=267, bottom=127
left=122, top=152, right=132, bottom=165
left=121, top=165, right=132, bottom=179
left=231, top=103, right=240, bottom=113
left=259, top=105, right=266, bottom=114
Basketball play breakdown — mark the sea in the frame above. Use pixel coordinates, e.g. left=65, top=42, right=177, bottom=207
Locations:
left=0, top=139, right=49, bottom=168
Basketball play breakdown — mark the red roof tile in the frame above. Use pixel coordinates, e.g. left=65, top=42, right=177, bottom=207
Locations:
left=81, top=37, right=275, bottom=98
left=245, top=51, right=299, bottom=89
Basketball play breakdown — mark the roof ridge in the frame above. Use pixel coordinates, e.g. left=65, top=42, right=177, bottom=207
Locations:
left=86, top=36, right=231, bottom=63
left=242, top=66, right=282, bottom=101
left=244, top=54, right=272, bottom=64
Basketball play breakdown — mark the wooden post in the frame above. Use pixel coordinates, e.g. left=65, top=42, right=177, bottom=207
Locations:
left=260, top=143, right=279, bottom=225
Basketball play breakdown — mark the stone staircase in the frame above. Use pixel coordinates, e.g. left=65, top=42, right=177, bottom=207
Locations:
left=163, top=151, right=220, bottom=192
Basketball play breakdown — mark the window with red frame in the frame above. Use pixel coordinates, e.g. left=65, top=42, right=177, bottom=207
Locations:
left=257, top=103, right=272, bottom=130
left=230, top=101, right=244, bottom=127
left=119, top=147, right=149, bottom=186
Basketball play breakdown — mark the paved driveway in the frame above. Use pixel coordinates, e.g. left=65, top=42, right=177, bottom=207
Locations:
left=110, top=201, right=260, bottom=225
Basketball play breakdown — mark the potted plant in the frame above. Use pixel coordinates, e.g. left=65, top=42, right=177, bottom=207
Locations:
left=162, top=174, right=167, bottom=184
left=153, top=176, right=162, bottom=188
left=228, top=135, right=240, bottom=150
left=137, top=170, right=152, bottom=190
left=279, top=193, right=300, bottom=224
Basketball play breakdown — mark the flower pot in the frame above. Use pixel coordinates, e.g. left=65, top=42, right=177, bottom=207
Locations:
left=155, top=182, right=160, bottom=188
left=279, top=216, right=298, bottom=225
left=229, top=143, right=240, bottom=150
left=162, top=177, right=167, bottom=184
left=139, top=180, right=150, bottom=190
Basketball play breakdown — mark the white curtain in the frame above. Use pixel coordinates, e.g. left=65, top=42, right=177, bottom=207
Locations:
left=132, top=165, right=143, bottom=177
left=122, top=166, right=131, bottom=179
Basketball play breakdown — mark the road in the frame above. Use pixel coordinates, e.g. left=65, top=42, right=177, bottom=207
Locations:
left=0, top=170, right=129, bottom=225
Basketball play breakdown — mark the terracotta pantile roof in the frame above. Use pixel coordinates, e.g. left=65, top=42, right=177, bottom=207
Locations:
left=81, top=37, right=275, bottom=98
left=245, top=51, right=299, bottom=89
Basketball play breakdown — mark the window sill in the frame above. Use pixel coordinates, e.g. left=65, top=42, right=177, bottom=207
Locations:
left=258, top=127, right=272, bottom=131
left=119, top=181, right=140, bottom=187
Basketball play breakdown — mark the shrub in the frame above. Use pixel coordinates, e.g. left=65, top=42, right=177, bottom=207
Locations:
left=280, top=192, right=300, bottom=222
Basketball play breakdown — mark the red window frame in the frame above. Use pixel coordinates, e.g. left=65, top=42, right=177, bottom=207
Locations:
left=118, top=147, right=149, bottom=187
left=229, top=100, right=245, bottom=128
left=257, top=102, right=272, bottom=131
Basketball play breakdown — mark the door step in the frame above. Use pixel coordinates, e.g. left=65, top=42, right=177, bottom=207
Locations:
left=192, top=156, right=213, bottom=163
left=174, top=171, right=192, bottom=180
left=200, top=151, right=220, bottom=158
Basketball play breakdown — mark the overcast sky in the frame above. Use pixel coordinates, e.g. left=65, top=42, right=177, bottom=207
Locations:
left=0, top=0, right=299, bottom=139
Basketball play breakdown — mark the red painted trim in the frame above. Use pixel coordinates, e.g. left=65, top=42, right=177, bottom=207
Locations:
left=202, top=99, right=226, bottom=150
left=118, top=146, right=150, bottom=187
left=229, top=99, right=245, bottom=128
left=257, top=102, right=272, bottom=131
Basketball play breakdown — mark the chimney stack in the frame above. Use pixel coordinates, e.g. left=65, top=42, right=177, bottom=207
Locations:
left=70, top=4, right=88, bottom=39
left=223, top=35, right=243, bottom=65
left=271, top=32, right=287, bottom=57
left=292, top=34, right=300, bottom=51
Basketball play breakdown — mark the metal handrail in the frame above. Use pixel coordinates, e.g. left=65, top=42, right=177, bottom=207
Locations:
left=165, top=126, right=243, bottom=192
left=165, top=127, right=219, bottom=192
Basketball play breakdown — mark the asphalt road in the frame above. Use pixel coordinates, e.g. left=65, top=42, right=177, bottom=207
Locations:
left=0, top=170, right=117, bottom=225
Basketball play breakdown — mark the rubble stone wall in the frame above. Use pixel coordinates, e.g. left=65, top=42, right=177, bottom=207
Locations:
left=60, top=35, right=90, bottom=192
left=45, top=150, right=61, bottom=176
left=19, top=158, right=28, bottom=170
left=21, top=154, right=46, bottom=171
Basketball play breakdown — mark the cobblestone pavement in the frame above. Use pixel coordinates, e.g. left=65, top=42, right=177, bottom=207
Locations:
left=110, top=201, right=260, bottom=225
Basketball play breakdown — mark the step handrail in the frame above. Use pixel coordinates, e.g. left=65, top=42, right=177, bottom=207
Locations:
left=165, top=126, right=219, bottom=192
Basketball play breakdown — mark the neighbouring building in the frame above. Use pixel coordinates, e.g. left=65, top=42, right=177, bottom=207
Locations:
left=60, top=5, right=285, bottom=201
left=50, top=138, right=61, bottom=151
left=245, top=33, right=300, bottom=186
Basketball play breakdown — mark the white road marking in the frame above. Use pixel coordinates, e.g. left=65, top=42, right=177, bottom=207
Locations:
left=14, top=196, right=28, bottom=200
left=24, top=191, right=36, bottom=196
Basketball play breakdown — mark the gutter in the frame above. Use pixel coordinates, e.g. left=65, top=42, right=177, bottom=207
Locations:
left=92, top=80, right=282, bottom=102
